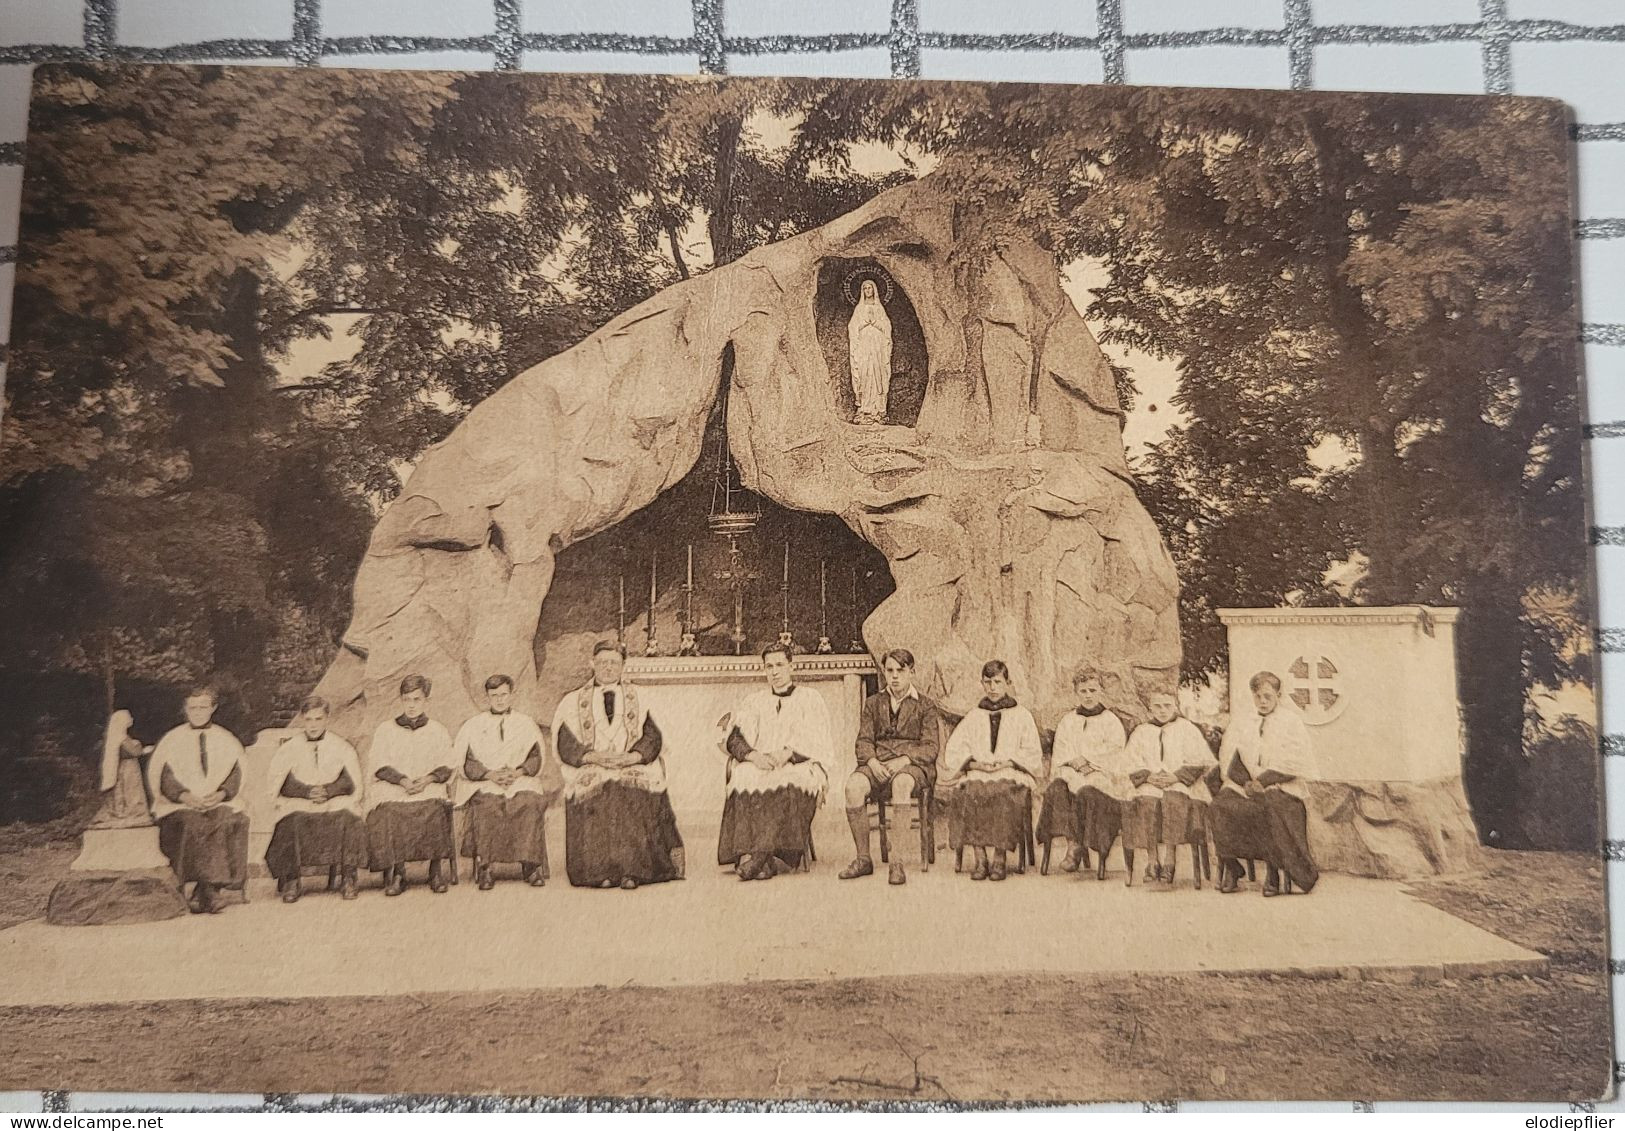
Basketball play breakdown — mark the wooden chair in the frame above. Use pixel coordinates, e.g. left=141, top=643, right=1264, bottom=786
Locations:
left=874, top=782, right=936, bottom=871
left=1169, top=808, right=1213, bottom=889
left=1224, top=857, right=1290, bottom=893
left=1040, top=835, right=1091, bottom=876
left=951, top=785, right=1036, bottom=874
left=1165, top=838, right=1212, bottom=889
left=348, top=804, right=461, bottom=889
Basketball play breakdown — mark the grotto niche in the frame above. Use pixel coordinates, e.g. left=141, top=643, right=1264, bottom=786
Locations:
left=814, top=257, right=930, bottom=428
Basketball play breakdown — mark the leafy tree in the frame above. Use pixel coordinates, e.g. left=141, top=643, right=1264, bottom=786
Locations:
left=3, top=65, right=448, bottom=719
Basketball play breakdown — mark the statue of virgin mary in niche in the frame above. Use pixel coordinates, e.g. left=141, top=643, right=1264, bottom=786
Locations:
left=847, top=278, right=893, bottom=424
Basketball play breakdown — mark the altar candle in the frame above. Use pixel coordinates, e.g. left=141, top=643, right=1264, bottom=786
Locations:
left=820, top=559, right=827, bottom=609
left=686, top=543, right=693, bottom=588
left=649, top=554, right=657, bottom=606
left=783, top=541, right=790, bottom=586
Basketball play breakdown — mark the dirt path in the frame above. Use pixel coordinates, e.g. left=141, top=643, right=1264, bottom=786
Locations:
left=0, top=959, right=1608, bottom=1103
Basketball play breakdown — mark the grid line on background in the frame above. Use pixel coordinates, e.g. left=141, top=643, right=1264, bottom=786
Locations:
left=492, top=0, right=520, bottom=72
left=889, top=0, right=920, bottom=79
left=81, top=0, right=114, bottom=59
left=0, top=0, right=1622, bottom=1115
left=291, top=0, right=321, bottom=68
left=695, top=0, right=724, bottom=75
left=1284, top=0, right=1313, bottom=89
left=1097, top=0, right=1126, bottom=83
left=1479, top=0, right=1513, bottom=94
left=13, top=17, right=1625, bottom=66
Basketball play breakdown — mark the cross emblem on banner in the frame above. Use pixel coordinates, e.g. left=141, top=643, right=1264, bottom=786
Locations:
left=1285, top=654, right=1346, bottom=725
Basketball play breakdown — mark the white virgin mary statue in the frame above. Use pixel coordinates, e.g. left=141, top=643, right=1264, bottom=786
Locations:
left=847, top=279, right=893, bottom=423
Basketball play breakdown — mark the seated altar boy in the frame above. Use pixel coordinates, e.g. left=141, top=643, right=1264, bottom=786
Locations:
left=1211, top=671, right=1320, bottom=897
left=840, top=648, right=942, bottom=886
left=552, top=641, right=684, bottom=890
left=266, top=696, right=368, bottom=903
left=943, top=660, right=1043, bottom=882
left=365, top=674, right=456, bottom=896
left=1036, top=667, right=1127, bottom=878
left=718, top=643, right=835, bottom=881
left=147, top=686, right=250, bottom=914
left=455, top=674, right=558, bottom=890
left=1123, top=689, right=1217, bottom=889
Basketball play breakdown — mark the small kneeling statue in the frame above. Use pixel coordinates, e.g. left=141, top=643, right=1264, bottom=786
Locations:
left=93, top=709, right=153, bottom=828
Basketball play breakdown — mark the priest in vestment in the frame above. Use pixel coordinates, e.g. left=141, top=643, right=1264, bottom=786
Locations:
left=266, top=695, right=368, bottom=902
left=1124, top=689, right=1218, bottom=888
left=147, top=687, right=250, bottom=914
left=839, top=648, right=942, bottom=886
left=943, top=660, right=1043, bottom=882
left=552, top=641, right=684, bottom=890
left=1035, top=667, right=1128, bottom=878
left=455, top=673, right=559, bottom=890
left=365, top=673, right=456, bottom=896
left=1211, top=671, right=1320, bottom=896
left=718, top=643, right=835, bottom=880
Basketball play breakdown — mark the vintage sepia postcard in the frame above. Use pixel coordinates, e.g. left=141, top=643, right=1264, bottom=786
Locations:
left=0, top=64, right=1607, bottom=1104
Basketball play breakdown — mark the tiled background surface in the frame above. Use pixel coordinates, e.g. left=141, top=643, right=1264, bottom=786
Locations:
left=0, top=0, right=1622, bottom=1113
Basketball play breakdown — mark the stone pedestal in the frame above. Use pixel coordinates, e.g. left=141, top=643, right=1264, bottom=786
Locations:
left=69, top=825, right=171, bottom=872
left=47, top=825, right=188, bottom=926
left=1217, top=605, right=1486, bottom=879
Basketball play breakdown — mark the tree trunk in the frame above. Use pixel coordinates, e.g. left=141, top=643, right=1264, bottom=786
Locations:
left=102, top=643, right=116, bottom=718
left=1455, top=571, right=1531, bottom=848
left=649, top=185, right=690, bottom=280
left=666, top=225, right=690, bottom=280
left=1356, top=418, right=1409, bottom=605
left=1301, top=112, right=1412, bottom=605
left=176, top=269, right=279, bottom=723
left=708, top=114, right=744, bottom=267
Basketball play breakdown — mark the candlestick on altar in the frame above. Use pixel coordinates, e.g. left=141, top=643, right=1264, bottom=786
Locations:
left=816, top=559, right=833, bottom=654
left=645, top=554, right=660, bottom=656
left=679, top=543, right=697, bottom=654
left=849, top=565, right=863, bottom=653
left=712, top=535, right=758, bottom=656
left=779, top=541, right=791, bottom=639
left=617, top=574, right=626, bottom=645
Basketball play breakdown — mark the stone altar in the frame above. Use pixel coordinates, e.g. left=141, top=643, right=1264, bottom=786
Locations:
left=1218, top=605, right=1485, bottom=878
left=623, top=654, right=875, bottom=854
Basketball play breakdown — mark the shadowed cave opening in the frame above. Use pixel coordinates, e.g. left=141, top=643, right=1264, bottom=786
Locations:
left=533, top=393, right=896, bottom=687
left=815, top=256, right=929, bottom=427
